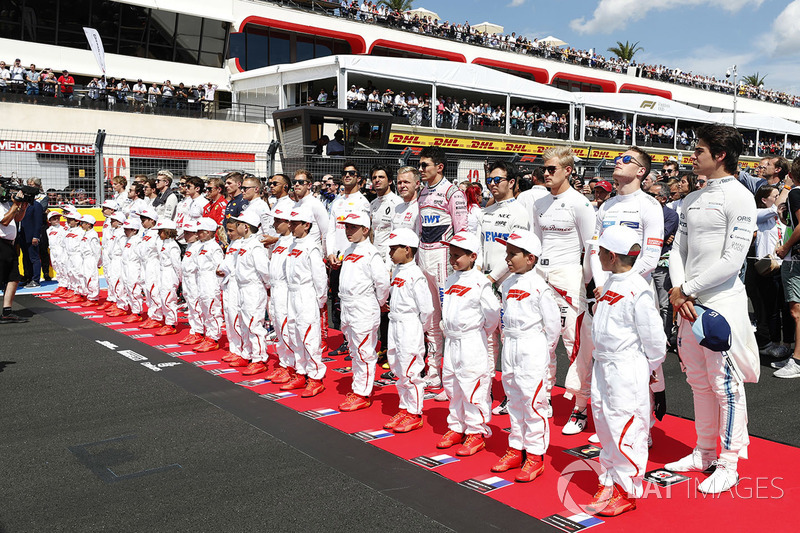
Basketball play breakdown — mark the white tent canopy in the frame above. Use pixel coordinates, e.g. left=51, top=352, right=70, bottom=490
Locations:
left=576, top=93, right=714, bottom=122
left=539, top=36, right=567, bottom=47
left=232, top=55, right=577, bottom=105
left=712, top=112, right=800, bottom=136
left=405, top=7, right=440, bottom=20
left=473, top=22, right=504, bottom=34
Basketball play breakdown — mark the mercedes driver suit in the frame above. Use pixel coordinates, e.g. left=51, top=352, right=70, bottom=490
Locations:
left=442, top=267, right=501, bottom=437
left=591, top=269, right=666, bottom=497
left=669, top=175, right=759, bottom=466
left=500, top=269, right=561, bottom=456
left=286, top=234, right=328, bottom=381
left=417, top=178, right=468, bottom=381
left=340, top=239, right=390, bottom=398
left=389, top=261, right=435, bottom=416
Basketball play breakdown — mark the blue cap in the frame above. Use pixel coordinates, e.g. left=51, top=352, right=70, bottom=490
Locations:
left=691, top=305, right=732, bottom=352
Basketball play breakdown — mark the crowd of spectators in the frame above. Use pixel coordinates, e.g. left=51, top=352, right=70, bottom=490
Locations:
left=332, top=2, right=800, bottom=108
left=0, top=57, right=218, bottom=113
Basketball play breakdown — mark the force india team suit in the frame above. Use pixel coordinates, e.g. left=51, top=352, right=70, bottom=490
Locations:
left=500, top=269, right=561, bottom=456
left=235, top=234, right=271, bottom=363
left=417, top=178, right=468, bottom=380
left=182, top=239, right=202, bottom=335
left=79, top=227, right=101, bottom=301
left=285, top=234, right=328, bottom=381
left=441, top=267, right=501, bottom=437
left=531, top=188, right=596, bottom=397
left=480, top=197, right=530, bottom=360
left=339, top=239, right=390, bottom=397
left=63, top=225, right=85, bottom=294
left=218, top=237, right=243, bottom=356
left=158, top=237, right=182, bottom=328
left=585, top=189, right=665, bottom=404
left=47, top=223, right=66, bottom=291
left=121, top=230, right=143, bottom=314
left=591, top=269, right=666, bottom=497
left=669, top=176, right=759, bottom=466
left=268, top=234, right=294, bottom=371
left=388, top=261, right=435, bottom=416
left=138, top=225, right=164, bottom=323
left=195, top=238, right=224, bottom=343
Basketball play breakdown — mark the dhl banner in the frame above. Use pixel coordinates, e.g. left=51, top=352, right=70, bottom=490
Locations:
left=389, top=132, right=761, bottom=167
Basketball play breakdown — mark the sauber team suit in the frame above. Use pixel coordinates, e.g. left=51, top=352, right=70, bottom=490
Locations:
left=196, top=239, right=224, bottom=342
left=441, top=268, right=501, bottom=437
left=500, top=269, right=561, bottom=456
left=285, top=234, right=328, bottom=380
left=417, top=178, right=468, bottom=378
left=157, top=237, right=182, bottom=327
left=339, top=240, right=390, bottom=397
left=591, top=270, right=666, bottom=497
left=138, top=226, right=163, bottom=322
left=218, top=237, right=243, bottom=356
left=235, top=234, right=271, bottom=363
left=79, top=227, right=101, bottom=301
left=388, top=261, right=435, bottom=416
left=531, top=188, right=596, bottom=398
left=268, top=235, right=294, bottom=371
left=669, top=176, right=759, bottom=464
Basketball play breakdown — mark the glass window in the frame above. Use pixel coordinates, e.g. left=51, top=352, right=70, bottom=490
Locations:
left=91, top=0, right=119, bottom=54
left=118, top=4, right=149, bottom=58
left=315, top=37, right=333, bottom=58
left=35, top=0, right=59, bottom=45
left=148, top=10, right=177, bottom=62
left=297, top=34, right=314, bottom=62
left=174, top=14, right=203, bottom=64
left=228, top=32, right=246, bottom=68
left=269, top=30, right=290, bottom=66
left=57, top=0, right=92, bottom=49
left=199, top=18, right=227, bottom=68
left=333, top=40, right=351, bottom=55
left=245, top=25, right=269, bottom=70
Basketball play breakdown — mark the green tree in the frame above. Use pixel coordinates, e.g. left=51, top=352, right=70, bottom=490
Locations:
left=607, top=40, right=644, bottom=62
left=742, top=72, right=766, bottom=87
left=379, top=0, right=414, bottom=11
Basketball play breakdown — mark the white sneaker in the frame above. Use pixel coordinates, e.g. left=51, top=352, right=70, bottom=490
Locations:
left=698, top=460, right=739, bottom=494
left=492, top=397, right=509, bottom=415
left=664, top=448, right=716, bottom=472
left=771, top=358, right=791, bottom=369
left=424, top=374, right=442, bottom=389
left=774, top=358, right=800, bottom=378
left=588, top=433, right=600, bottom=444
left=562, top=408, right=588, bottom=435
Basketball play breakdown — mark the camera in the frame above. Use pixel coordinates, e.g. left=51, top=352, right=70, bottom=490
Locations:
left=0, top=177, right=38, bottom=204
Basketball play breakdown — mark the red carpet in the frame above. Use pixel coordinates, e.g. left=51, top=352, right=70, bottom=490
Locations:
left=42, top=291, right=798, bottom=531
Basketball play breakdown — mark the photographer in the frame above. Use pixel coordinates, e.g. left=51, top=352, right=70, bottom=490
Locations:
left=1, top=190, right=30, bottom=324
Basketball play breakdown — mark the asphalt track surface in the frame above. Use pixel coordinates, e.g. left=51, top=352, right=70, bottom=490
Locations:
left=3, top=294, right=800, bottom=532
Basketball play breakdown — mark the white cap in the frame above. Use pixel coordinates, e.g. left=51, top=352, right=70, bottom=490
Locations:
left=101, top=199, right=119, bottom=210
left=81, top=214, right=96, bottom=225
left=137, top=207, right=159, bottom=221
left=197, top=217, right=218, bottom=232
left=182, top=221, right=199, bottom=232
left=387, top=228, right=419, bottom=248
left=47, top=211, right=61, bottom=219
left=231, top=209, right=262, bottom=228
left=286, top=205, right=314, bottom=224
left=590, top=225, right=641, bottom=256
left=442, top=231, right=481, bottom=254
left=496, top=229, right=542, bottom=257
left=339, top=210, right=370, bottom=228
left=63, top=207, right=79, bottom=219
left=270, top=205, right=291, bottom=220
left=123, top=218, right=141, bottom=230
left=156, top=219, right=177, bottom=230
left=109, top=213, right=126, bottom=223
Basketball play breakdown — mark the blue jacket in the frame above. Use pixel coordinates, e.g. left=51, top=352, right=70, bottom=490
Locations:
left=19, top=200, right=43, bottom=243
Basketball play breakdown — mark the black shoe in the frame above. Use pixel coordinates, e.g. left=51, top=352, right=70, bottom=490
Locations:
left=0, top=313, right=29, bottom=324
left=25, top=280, right=41, bottom=288
left=381, top=370, right=397, bottom=380
left=330, top=341, right=349, bottom=356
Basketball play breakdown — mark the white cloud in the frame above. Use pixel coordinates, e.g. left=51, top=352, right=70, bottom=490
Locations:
left=762, top=0, right=800, bottom=56
left=570, top=0, right=765, bottom=35
left=507, top=0, right=526, bottom=6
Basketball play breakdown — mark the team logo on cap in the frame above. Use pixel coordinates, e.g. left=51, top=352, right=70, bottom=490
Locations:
left=389, top=233, right=396, bottom=239
left=290, top=211, right=299, bottom=216
left=451, top=235, right=466, bottom=242
left=509, top=233, right=522, bottom=240
left=343, top=213, right=361, bottom=220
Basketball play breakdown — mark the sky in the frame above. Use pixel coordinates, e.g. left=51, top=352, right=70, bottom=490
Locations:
left=419, top=0, right=800, bottom=94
